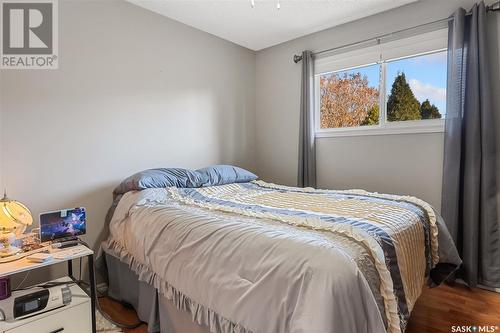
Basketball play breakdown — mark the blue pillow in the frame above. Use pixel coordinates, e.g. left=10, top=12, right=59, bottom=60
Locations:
left=196, top=165, right=258, bottom=186
left=113, top=168, right=204, bottom=196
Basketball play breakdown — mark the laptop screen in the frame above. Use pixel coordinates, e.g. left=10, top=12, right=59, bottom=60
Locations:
left=40, top=207, right=86, bottom=242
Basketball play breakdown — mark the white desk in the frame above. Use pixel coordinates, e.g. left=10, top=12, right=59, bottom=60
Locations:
left=0, top=245, right=93, bottom=278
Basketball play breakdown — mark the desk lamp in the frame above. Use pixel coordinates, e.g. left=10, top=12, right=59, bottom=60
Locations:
left=0, top=191, right=33, bottom=257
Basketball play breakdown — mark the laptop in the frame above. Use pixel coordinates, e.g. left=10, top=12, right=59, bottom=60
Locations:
left=39, top=208, right=86, bottom=243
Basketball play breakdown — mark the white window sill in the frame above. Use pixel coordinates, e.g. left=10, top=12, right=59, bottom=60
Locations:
left=315, top=119, right=445, bottom=138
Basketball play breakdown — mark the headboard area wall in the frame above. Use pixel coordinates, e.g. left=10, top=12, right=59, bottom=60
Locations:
left=0, top=0, right=256, bottom=276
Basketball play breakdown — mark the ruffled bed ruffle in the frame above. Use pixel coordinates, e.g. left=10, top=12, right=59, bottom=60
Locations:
left=103, top=238, right=252, bottom=333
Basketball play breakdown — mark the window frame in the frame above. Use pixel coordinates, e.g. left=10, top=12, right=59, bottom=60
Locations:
left=314, top=29, right=448, bottom=138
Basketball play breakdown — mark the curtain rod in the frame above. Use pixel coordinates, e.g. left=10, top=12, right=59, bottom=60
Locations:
left=293, top=1, right=500, bottom=63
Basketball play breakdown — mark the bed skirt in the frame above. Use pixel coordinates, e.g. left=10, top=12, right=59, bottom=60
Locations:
left=103, top=245, right=212, bottom=333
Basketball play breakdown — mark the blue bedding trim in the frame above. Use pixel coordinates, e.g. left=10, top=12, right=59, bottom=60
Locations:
left=248, top=182, right=434, bottom=276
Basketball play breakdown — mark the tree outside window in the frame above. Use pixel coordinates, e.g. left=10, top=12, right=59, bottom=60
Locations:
left=319, top=50, right=446, bottom=129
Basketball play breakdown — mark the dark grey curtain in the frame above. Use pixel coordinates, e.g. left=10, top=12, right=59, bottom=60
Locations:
left=441, top=2, right=500, bottom=287
left=297, top=50, right=316, bottom=188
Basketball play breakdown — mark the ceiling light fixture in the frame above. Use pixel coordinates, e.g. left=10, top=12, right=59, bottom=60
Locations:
left=250, top=0, right=281, bottom=10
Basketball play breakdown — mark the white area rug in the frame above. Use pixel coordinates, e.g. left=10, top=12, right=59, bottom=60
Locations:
left=96, top=310, right=123, bottom=333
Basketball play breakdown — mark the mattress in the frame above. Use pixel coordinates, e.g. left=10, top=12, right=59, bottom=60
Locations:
left=104, top=180, right=460, bottom=333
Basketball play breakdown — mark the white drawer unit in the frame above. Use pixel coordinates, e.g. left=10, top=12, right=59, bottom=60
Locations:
left=5, top=302, right=91, bottom=333
left=0, top=278, right=91, bottom=333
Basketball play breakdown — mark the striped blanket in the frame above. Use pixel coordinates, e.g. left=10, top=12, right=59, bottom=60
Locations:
left=167, top=180, right=440, bottom=333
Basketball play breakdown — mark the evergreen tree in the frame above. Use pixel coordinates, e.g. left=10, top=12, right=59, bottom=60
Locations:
left=386, top=73, right=421, bottom=121
left=361, top=105, right=379, bottom=126
left=420, top=99, right=441, bottom=119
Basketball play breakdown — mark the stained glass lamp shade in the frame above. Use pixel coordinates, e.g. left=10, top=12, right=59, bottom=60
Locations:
left=0, top=192, right=32, bottom=256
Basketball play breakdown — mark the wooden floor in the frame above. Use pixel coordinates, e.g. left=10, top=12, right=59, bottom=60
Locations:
left=406, top=283, right=500, bottom=333
left=99, top=283, right=500, bottom=333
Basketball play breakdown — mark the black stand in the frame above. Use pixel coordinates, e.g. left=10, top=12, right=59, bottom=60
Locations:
left=68, top=254, right=96, bottom=333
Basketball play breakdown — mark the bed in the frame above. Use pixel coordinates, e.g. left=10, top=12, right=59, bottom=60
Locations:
left=102, top=165, right=461, bottom=333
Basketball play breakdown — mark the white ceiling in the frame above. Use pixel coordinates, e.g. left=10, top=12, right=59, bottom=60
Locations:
left=128, top=0, right=418, bottom=51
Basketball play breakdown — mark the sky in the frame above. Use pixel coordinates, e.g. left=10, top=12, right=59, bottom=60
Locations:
left=387, top=51, right=447, bottom=113
left=336, top=50, right=447, bottom=116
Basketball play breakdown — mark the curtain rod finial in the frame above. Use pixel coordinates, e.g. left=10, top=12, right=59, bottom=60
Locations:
left=293, top=54, right=303, bottom=63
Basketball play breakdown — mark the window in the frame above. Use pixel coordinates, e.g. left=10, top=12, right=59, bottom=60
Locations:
left=315, top=29, right=448, bottom=136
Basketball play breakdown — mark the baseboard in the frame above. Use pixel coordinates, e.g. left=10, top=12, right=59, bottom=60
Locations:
left=454, top=278, right=500, bottom=294
left=97, top=282, right=108, bottom=293
left=478, top=284, right=500, bottom=293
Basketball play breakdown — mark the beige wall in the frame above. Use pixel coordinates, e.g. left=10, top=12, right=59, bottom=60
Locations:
left=0, top=0, right=256, bottom=263
left=255, top=0, right=498, bottom=210
left=316, top=133, right=444, bottom=208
